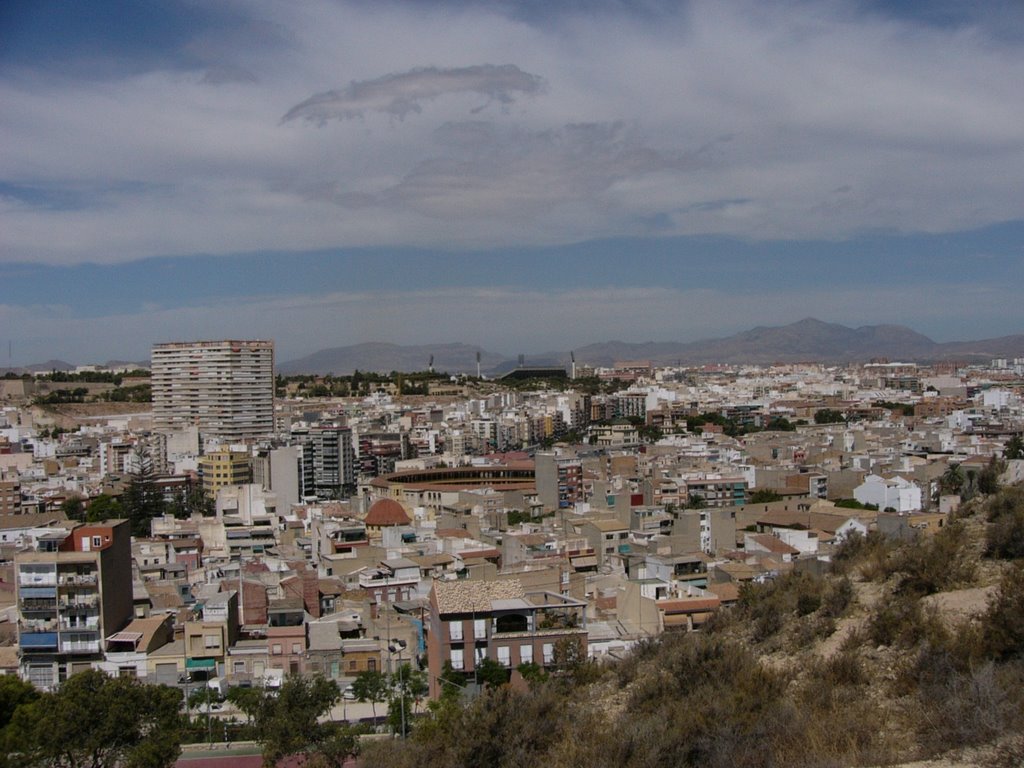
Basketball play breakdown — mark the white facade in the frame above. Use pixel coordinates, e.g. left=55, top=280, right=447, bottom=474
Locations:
left=853, top=474, right=922, bottom=513
left=151, top=340, right=274, bottom=443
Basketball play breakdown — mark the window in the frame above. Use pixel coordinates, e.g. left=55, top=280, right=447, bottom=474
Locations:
left=520, top=644, right=533, bottom=664
left=92, top=536, right=102, bottom=548
left=349, top=660, right=357, bottom=670
left=449, top=621, right=463, bottom=641
left=450, top=649, right=464, bottom=671
left=473, top=619, right=486, bottom=640
left=542, top=643, right=554, bottom=664
left=368, top=658, right=376, bottom=671
left=291, top=643, right=301, bottom=655
left=204, top=634, right=219, bottom=649
left=118, top=666, right=137, bottom=678
left=497, top=646, right=510, bottom=667
left=234, top=661, right=246, bottom=674
left=272, top=644, right=282, bottom=655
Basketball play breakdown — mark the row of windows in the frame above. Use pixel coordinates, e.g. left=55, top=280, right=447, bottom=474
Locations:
left=449, top=643, right=553, bottom=670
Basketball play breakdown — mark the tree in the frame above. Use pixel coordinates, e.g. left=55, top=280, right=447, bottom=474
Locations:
left=352, top=669, right=389, bottom=724
left=85, top=493, right=122, bottom=522
left=0, top=675, right=38, bottom=766
left=939, top=463, right=965, bottom=496
left=474, top=658, right=510, bottom=690
left=166, top=483, right=214, bottom=519
left=749, top=489, right=783, bottom=504
left=978, top=456, right=1005, bottom=496
left=814, top=408, right=846, bottom=425
left=5, top=670, right=182, bottom=768
left=687, top=493, right=707, bottom=510
left=121, top=445, right=165, bottom=536
left=249, top=675, right=352, bottom=768
left=387, top=663, right=429, bottom=736
left=1006, top=434, right=1024, bottom=461
left=60, top=495, right=85, bottom=522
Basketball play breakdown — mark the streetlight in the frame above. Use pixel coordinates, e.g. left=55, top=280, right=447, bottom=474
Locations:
left=387, top=639, right=407, bottom=738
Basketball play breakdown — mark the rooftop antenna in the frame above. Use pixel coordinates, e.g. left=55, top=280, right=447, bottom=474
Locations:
left=570, top=351, right=576, bottom=380
left=428, top=354, right=434, bottom=373
left=476, top=351, right=481, bottom=379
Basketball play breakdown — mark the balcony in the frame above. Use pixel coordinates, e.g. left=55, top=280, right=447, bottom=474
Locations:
left=59, top=618, right=99, bottom=632
left=60, top=639, right=102, bottom=654
left=20, top=619, right=57, bottom=632
left=20, top=631, right=59, bottom=650
left=58, top=574, right=97, bottom=587
left=18, top=572, right=57, bottom=587
left=59, top=594, right=99, bottom=609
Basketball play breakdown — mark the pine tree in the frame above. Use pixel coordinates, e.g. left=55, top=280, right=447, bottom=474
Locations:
left=121, top=445, right=165, bottom=537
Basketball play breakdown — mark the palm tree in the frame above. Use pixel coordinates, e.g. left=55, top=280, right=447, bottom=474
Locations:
left=938, top=463, right=964, bottom=496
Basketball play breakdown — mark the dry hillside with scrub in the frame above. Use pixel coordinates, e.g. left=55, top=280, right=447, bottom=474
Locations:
left=363, top=483, right=1024, bottom=768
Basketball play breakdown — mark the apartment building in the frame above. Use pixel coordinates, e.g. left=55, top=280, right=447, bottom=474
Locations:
left=15, top=520, right=133, bottom=689
left=151, top=340, right=274, bottom=443
left=292, top=426, right=355, bottom=498
left=535, top=452, right=584, bottom=511
left=198, top=449, right=252, bottom=494
left=426, top=579, right=587, bottom=698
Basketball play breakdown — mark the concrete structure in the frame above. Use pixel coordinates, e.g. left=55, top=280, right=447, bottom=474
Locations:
left=151, top=340, right=274, bottom=443
left=535, top=452, right=584, bottom=511
left=853, top=474, right=922, bottom=513
left=426, top=578, right=587, bottom=698
left=198, top=450, right=252, bottom=494
left=15, top=520, right=134, bottom=689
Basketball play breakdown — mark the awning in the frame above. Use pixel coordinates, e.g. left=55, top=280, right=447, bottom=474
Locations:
left=186, top=657, right=217, bottom=670
left=20, top=587, right=56, bottom=598
left=20, top=632, right=58, bottom=648
left=570, top=556, right=598, bottom=568
left=107, top=631, right=144, bottom=644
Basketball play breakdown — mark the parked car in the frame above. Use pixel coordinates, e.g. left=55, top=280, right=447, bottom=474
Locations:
left=342, top=685, right=357, bottom=700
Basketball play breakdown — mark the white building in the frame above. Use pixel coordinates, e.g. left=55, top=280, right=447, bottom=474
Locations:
left=853, top=474, right=922, bottom=513
left=151, top=340, right=274, bottom=443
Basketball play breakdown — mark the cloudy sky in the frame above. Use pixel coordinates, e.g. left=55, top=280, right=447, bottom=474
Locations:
left=2, top=0, right=1023, bottom=365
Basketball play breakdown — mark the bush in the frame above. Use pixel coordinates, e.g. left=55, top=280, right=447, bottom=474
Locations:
left=916, top=663, right=1019, bottom=754
left=867, top=593, right=947, bottom=649
left=738, top=572, right=829, bottom=642
left=983, top=563, right=1024, bottom=660
left=985, top=487, right=1024, bottom=559
left=832, top=530, right=891, bottom=579
left=821, top=577, right=855, bottom=619
left=891, top=522, right=975, bottom=596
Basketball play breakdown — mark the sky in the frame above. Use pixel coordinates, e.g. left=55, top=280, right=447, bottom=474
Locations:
left=1, top=0, right=1023, bottom=365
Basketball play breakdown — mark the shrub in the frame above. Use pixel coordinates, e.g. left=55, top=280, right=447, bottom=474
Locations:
left=891, top=522, right=975, bottom=596
left=821, top=576, right=855, bottom=619
left=867, top=593, right=946, bottom=649
left=985, top=487, right=1024, bottom=559
left=916, top=663, right=1017, bottom=754
left=983, top=563, right=1024, bottom=660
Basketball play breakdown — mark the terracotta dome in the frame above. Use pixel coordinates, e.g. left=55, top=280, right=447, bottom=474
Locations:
left=364, top=498, right=412, bottom=527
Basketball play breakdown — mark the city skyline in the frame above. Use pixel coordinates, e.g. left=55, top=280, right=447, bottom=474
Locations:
left=3, top=1, right=1024, bottom=363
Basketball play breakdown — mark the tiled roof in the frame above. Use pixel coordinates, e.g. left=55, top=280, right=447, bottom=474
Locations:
left=433, top=578, right=525, bottom=615
left=364, top=499, right=411, bottom=527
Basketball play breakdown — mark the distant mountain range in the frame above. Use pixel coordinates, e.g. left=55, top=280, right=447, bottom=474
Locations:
left=278, top=319, right=1024, bottom=374
left=7, top=320, right=1023, bottom=376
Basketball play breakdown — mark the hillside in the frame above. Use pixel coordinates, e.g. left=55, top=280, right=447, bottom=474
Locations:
left=277, top=319, right=1024, bottom=373
left=362, top=484, right=1024, bottom=768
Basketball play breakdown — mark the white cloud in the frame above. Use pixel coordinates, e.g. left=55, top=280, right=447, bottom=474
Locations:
left=2, top=1, right=1024, bottom=265
left=281, top=64, right=544, bottom=123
